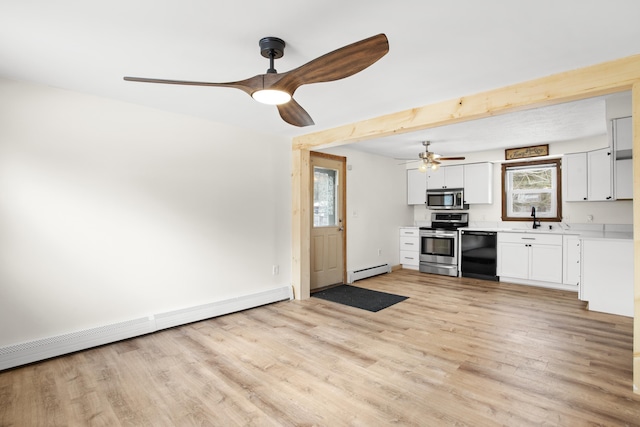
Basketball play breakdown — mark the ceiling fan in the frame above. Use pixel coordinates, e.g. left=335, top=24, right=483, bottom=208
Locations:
left=416, top=141, right=465, bottom=172
left=123, top=34, right=389, bottom=127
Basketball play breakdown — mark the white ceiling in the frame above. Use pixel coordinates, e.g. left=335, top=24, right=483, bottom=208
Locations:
left=1, top=1, right=639, bottom=159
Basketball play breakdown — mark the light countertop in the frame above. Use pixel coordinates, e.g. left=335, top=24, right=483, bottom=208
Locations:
left=460, top=227, right=632, bottom=240
left=405, top=222, right=633, bottom=240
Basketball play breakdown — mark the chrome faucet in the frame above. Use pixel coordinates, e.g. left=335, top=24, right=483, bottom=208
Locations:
left=531, top=206, right=541, bottom=229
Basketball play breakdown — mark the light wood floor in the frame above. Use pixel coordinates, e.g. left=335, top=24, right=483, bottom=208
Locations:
left=1, top=269, right=639, bottom=426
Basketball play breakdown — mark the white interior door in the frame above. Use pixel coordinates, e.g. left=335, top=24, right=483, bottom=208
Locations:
left=310, top=153, right=346, bottom=290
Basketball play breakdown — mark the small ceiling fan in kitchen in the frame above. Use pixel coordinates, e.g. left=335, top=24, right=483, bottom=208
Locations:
left=415, top=141, right=465, bottom=172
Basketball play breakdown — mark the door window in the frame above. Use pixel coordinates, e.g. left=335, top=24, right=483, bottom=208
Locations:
left=313, top=167, right=339, bottom=227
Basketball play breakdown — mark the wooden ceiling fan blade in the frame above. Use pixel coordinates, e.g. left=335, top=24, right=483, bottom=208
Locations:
left=277, top=98, right=314, bottom=127
left=274, top=34, right=389, bottom=93
left=124, top=35, right=388, bottom=127
left=123, top=75, right=265, bottom=96
left=438, top=156, right=466, bottom=161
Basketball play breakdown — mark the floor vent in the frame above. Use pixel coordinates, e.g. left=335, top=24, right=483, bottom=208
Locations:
left=347, top=264, right=391, bottom=283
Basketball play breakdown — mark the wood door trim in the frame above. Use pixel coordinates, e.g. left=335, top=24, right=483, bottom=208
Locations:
left=311, top=151, right=346, bottom=162
left=310, top=151, right=347, bottom=286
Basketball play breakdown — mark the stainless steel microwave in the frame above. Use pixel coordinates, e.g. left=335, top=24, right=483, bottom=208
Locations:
left=426, top=188, right=465, bottom=210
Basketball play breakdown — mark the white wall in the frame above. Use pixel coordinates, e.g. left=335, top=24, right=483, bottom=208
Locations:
left=0, top=79, right=291, bottom=346
left=319, top=146, right=414, bottom=271
left=411, top=135, right=633, bottom=225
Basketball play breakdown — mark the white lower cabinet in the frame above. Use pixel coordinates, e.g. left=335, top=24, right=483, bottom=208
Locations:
left=529, top=243, right=563, bottom=283
left=497, top=232, right=563, bottom=285
left=497, top=241, right=529, bottom=279
left=494, top=230, right=632, bottom=316
left=399, top=227, right=419, bottom=270
left=581, top=238, right=633, bottom=317
left=562, top=235, right=580, bottom=288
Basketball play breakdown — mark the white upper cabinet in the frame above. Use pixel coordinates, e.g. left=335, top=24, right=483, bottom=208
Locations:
left=563, top=152, right=588, bottom=201
left=564, top=148, right=613, bottom=201
left=613, top=116, right=632, bottom=152
left=411, top=162, right=492, bottom=205
left=407, top=168, right=427, bottom=205
left=587, top=148, right=613, bottom=201
left=427, top=164, right=464, bottom=189
left=612, top=116, right=632, bottom=200
left=463, top=163, right=493, bottom=204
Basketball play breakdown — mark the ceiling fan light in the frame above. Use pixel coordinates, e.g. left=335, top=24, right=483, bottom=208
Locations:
left=431, top=162, right=440, bottom=171
left=418, top=161, right=429, bottom=173
left=252, top=89, right=291, bottom=105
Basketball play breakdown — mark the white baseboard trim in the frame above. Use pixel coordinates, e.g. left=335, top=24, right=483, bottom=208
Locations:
left=0, top=285, right=293, bottom=371
left=499, top=277, right=578, bottom=293
left=154, top=285, right=293, bottom=331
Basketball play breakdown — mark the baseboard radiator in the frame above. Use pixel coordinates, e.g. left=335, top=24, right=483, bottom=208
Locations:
left=0, top=285, right=293, bottom=371
left=347, top=264, right=392, bottom=283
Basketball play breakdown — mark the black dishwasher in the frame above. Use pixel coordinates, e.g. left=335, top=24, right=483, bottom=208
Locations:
left=461, top=230, right=498, bottom=281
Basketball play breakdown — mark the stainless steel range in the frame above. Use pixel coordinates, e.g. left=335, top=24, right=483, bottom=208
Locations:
left=419, top=212, right=468, bottom=277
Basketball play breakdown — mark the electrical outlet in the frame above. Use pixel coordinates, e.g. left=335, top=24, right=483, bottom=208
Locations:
left=377, top=249, right=382, bottom=256
left=272, top=265, right=279, bottom=275
left=586, top=215, right=594, bottom=223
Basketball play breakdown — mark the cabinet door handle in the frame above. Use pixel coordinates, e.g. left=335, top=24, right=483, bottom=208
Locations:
left=404, top=242, right=414, bottom=245
left=521, top=237, right=536, bottom=240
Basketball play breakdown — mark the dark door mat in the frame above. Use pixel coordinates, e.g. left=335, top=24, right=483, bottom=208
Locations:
left=312, top=285, right=408, bottom=312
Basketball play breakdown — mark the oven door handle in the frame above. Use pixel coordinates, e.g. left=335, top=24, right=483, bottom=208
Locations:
left=462, top=231, right=496, bottom=236
left=427, top=232, right=457, bottom=238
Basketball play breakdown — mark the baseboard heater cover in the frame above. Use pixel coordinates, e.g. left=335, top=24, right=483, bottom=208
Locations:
left=0, top=317, right=153, bottom=372
left=347, top=264, right=392, bottom=283
left=154, top=285, right=293, bottom=331
left=0, top=285, right=293, bottom=371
